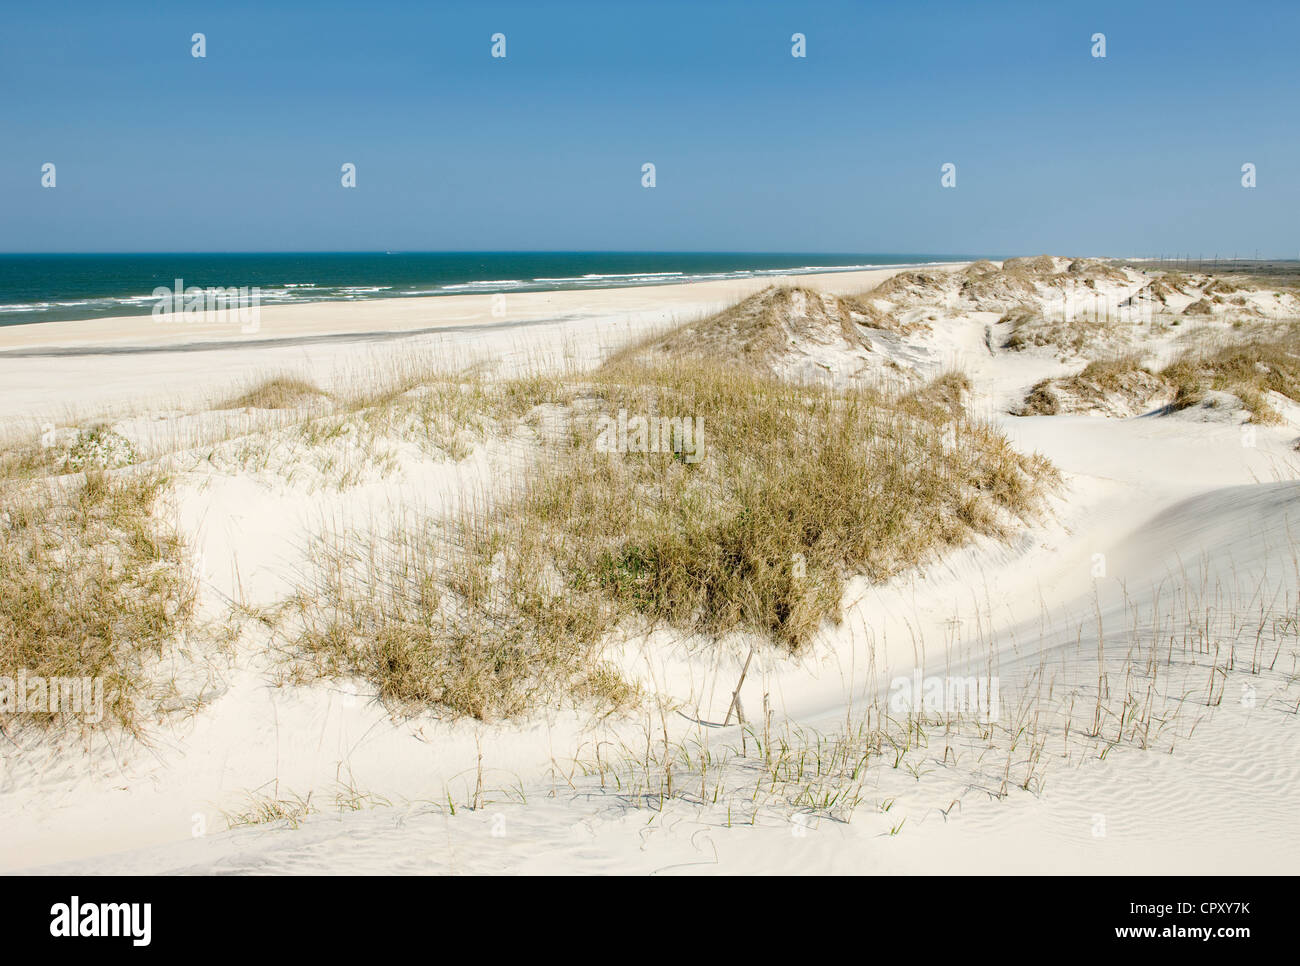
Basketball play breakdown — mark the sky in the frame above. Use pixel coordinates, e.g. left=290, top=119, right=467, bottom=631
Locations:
left=1, top=0, right=1297, bottom=256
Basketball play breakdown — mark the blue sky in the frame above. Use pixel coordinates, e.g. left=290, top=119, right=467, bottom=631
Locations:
left=1, top=0, right=1297, bottom=255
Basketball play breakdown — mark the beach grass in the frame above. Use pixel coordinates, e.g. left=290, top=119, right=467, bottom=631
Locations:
left=287, top=354, right=1056, bottom=720
left=217, top=375, right=327, bottom=411
left=1162, top=334, right=1300, bottom=423
left=0, top=469, right=196, bottom=733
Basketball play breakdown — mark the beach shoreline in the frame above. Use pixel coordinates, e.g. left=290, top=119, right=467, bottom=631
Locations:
left=0, top=265, right=959, bottom=422
left=0, top=266, right=941, bottom=352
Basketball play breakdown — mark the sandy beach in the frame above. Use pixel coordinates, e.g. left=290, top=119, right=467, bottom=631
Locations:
left=3, top=256, right=1299, bottom=876
left=0, top=267, right=914, bottom=422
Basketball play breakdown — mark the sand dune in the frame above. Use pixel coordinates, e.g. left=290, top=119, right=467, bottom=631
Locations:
left=3, top=258, right=1299, bottom=875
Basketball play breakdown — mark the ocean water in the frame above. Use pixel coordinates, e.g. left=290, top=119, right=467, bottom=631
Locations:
left=0, top=252, right=972, bottom=327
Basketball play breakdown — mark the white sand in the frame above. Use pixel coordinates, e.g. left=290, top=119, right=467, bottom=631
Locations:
left=0, top=269, right=908, bottom=425
left=3, top=261, right=1299, bottom=875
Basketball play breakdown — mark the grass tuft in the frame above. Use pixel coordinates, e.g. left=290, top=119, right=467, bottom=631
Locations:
left=0, top=470, right=196, bottom=733
left=289, top=359, right=1056, bottom=720
left=218, top=376, right=326, bottom=411
left=1161, top=336, right=1300, bottom=424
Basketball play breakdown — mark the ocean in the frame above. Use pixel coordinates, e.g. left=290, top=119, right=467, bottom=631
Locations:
left=0, top=252, right=972, bottom=327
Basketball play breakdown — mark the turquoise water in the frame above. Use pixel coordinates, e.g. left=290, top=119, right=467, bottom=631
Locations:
left=0, top=252, right=975, bottom=327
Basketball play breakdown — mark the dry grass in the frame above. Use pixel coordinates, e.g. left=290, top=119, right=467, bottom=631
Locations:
left=218, top=376, right=326, bottom=411
left=288, top=358, right=1057, bottom=720
left=287, top=500, right=626, bottom=721
left=0, top=436, right=64, bottom=485
left=899, top=370, right=970, bottom=422
left=0, top=470, right=196, bottom=733
left=1042, top=355, right=1170, bottom=416
left=1017, top=331, right=1300, bottom=421
left=1161, top=335, right=1300, bottom=424
left=625, top=285, right=887, bottom=373
left=1001, top=304, right=1125, bottom=355
left=1072, top=354, right=1150, bottom=390
left=198, top=364, right=576, bottom=489
left=222, top=790, right=316, bottom=829
left=0, top=423, right=138, bottom=484
left=1017, top=379, right=1061, bottom=416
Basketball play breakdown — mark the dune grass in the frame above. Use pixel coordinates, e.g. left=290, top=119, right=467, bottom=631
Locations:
left=898, top=370, right=970, bottom=422
left=1001, top=304, right=1128, bottom=356
left=289, top=357, right=1057, bottom=720
left=0, top=435, right=64, bottom=485
left=218, top=376, right=326, bottom=411
left=1161, top=335, right=1300, bottom=423
left=626, top=285, right=881, bottom=373
left=1018, top=331, right=1300, bottom=422
left=1073, top=354, right=1152, bottom=390
left=1049, top=355, right=1168, bottom=415
left=0, top=470, right=196, bottom=732
left=1018, top=379, right=1061, bottom=416
left=550, top=360, right=1050, bottom=643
